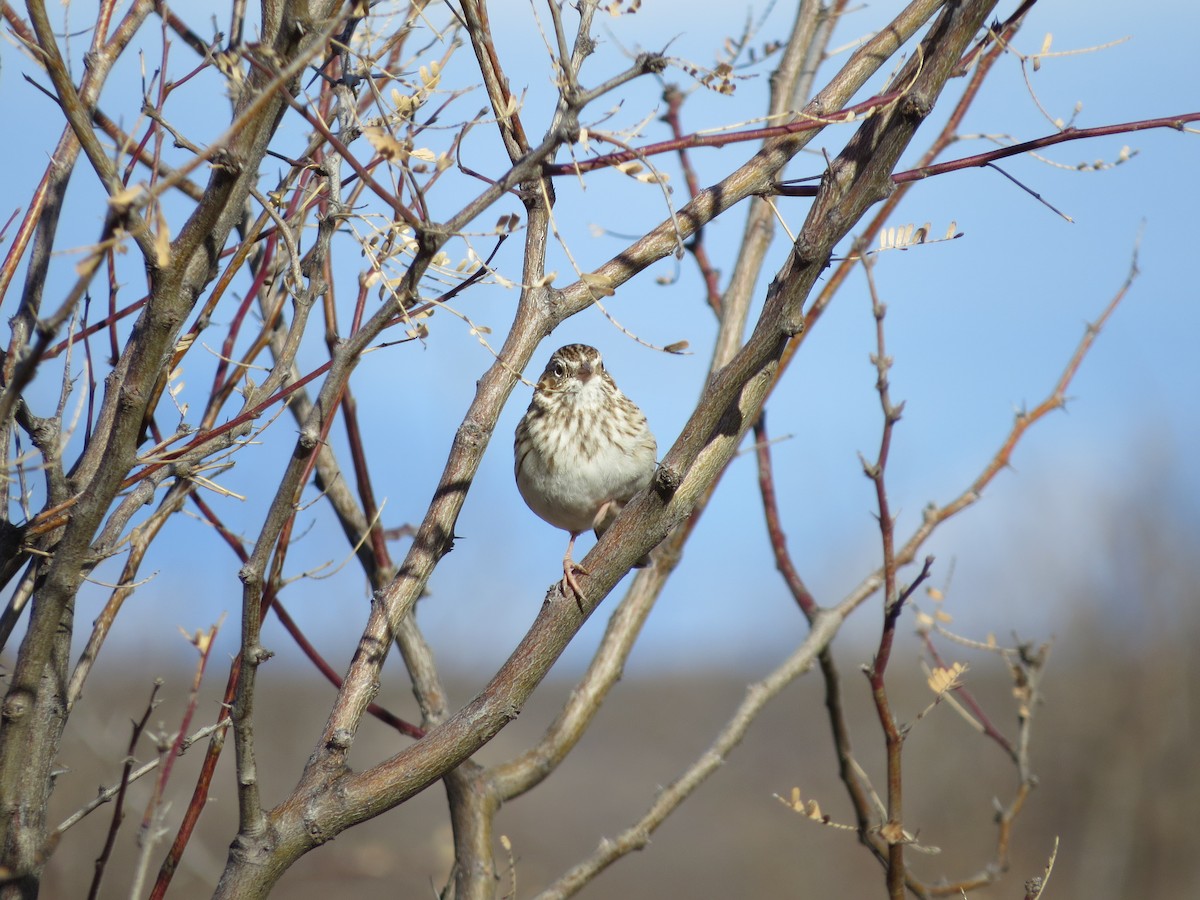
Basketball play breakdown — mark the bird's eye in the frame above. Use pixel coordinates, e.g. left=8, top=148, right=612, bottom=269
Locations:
left=553, top=363, right=564, bottom=377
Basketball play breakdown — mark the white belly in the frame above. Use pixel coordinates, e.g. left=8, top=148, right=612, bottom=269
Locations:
left=517, top=435, right=654, bottom=533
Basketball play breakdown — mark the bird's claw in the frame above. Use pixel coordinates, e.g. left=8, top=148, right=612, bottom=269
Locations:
left=561, top=559, right=589, bottom=611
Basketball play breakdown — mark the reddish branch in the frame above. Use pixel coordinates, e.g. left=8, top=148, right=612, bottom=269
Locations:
left=752, top=411, right=889, bottom=868
left=919, top=629, right=1016, bottom=760
left=752, top=415, right=817, bottom=619
left=545, top=101, right=1199, bottom=189
left=240, top=51, right=420, bottom=229
left=27, top=226, right=499, bottom=540
left=927, top=643, right=1048, bottom=896
left=860, top=257, right=932, bottom=899
left=149, top=670, right=236, bottom=899
left=922, top=247, right=1136, bottom=537
left=779, top=13, right=1015, bottom=379
left=0, top=0, right=1158, bottom=894
left=778, top=113, right=1200, bottom=197
left=543, top=87, right=910, bottom=177
left=144, top=626, right=219, bottom=833
left=661, top=85, right=723, bottom=314
left=148, top=492, right=422, bottom=898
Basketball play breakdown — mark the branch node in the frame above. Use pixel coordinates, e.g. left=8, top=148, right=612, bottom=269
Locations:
left=780, top=311, right=806, bottom=338
left=1, top=688, right=34, bottom=722
left=247, top=645, right=274, bottom=666
left=327, top=728, right=353, bottom=751
left=298, top=426, right=321, bottom=451
left=653, top=463, right=682, bottom=498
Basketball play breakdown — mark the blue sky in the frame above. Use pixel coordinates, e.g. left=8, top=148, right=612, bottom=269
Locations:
left=2, top=1, right=1197, bottom=679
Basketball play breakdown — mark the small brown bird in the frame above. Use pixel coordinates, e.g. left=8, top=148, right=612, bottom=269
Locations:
left=514, top=344, right=657, bottom=597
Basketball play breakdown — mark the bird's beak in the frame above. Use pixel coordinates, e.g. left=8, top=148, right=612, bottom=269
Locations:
left=578, top=361, right=593, bottom=381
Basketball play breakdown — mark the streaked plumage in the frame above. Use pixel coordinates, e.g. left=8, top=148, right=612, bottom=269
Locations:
left=514, top=344, right=657, bottom=596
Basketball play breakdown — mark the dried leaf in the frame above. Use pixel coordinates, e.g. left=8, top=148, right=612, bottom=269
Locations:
left=109, top=184, right=143, bottom=212
left=875, top=220, right=961, bottom=254
left=154, top=212, right=171, bottom=268
left=927, top=662, right=968, bottom=696
left=179, top=626, right=214, bottom=654
left=364, top=127, right=407, bottom=162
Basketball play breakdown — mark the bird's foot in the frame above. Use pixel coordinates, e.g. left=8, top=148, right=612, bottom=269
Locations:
left=561, top=557, right=589, bottom=610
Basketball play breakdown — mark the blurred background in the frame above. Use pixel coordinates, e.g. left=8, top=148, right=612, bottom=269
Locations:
left=4, top=0, right=1198, bottom=895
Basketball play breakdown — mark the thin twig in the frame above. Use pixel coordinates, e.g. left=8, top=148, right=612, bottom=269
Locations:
left=86, top=680, right=161, bottom=900
left=56, top=720, right=231, bottom=836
